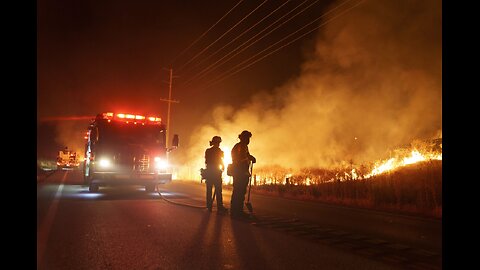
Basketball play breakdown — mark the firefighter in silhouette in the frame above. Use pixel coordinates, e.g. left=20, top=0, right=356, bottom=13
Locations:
left=230, top=130, right=256, bottom=218
left=204, top=136, right=228, bottom=213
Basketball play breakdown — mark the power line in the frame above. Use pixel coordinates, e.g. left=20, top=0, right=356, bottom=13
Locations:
left=182, top=0, right=318, bottom=87
left=182, top=0, right=293, bottom=78
left=176, top=0, right=269, bottom=73
left=202, top=0, right=365, bottom=89
left=169, top=0, right=245, bottom=67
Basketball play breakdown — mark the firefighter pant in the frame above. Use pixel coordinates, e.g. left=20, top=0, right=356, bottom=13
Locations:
left=206, top=177, right=224, bottom=209
left=230, top=175, right=249, bottom=214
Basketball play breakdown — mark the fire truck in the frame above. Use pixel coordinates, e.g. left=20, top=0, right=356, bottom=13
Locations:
left=56, top=147, right=80, bottom=169
left=83, top=112, right=179, bottom=192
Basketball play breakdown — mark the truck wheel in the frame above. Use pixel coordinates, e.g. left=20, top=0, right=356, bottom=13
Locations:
left=84, top=172, right=93, bottom=186
left=84, top=163, right=93, bottom=185
left=145, top=184, right=155, bottom=192
left=83, top=170, right=88, bottom=185
left=89, top=183, right=99, bottom=192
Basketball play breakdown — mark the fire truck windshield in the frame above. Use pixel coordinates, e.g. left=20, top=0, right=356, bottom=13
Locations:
left=98, top=122, right=166, bottom=147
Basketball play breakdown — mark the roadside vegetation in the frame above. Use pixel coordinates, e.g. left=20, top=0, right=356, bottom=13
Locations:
left=37, top=159, right=57, bottom=171
left=245, top=160, right=442, bottom=219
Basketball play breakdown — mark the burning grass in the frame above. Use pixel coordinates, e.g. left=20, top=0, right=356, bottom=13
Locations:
left=250, top=160, right=442, bottom=219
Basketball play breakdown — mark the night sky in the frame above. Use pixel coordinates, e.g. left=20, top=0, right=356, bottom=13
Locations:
left=38, top=0, right=334, bottom=156
left=38, top=0, right=332, bottom=121
left=37, top=0, right=442, bottom=175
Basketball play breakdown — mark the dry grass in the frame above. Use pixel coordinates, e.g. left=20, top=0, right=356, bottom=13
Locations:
left=250, top=160, right=442, bottom=219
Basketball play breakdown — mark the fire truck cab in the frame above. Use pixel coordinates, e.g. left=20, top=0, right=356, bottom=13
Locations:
left=83, top=112, right=179, bottom=192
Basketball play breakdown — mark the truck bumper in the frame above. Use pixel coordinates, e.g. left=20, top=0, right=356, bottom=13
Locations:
left=90, top=172, right=172, bottom=185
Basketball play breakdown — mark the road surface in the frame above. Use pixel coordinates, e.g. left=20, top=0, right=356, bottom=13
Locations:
left=37, top=169, right=441, bottom=269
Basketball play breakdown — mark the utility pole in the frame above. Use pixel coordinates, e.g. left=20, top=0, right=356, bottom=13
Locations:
left=160, top=68, right=179, bottom=150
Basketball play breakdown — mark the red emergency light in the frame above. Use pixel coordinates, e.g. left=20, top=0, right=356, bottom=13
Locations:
left=100, top=112, right=162, bottom=124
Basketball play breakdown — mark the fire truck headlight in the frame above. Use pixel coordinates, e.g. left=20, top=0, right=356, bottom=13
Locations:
left=154, top=157, right=168, bottom=170
left=99, top=158, right=111, bottom=168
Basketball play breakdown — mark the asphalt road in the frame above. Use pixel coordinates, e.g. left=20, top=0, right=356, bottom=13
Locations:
left=37, top=170, right=441, bottom=270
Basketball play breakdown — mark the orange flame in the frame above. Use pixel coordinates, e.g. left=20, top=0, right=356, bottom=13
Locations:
left=365, top=149, right=442, bottom=178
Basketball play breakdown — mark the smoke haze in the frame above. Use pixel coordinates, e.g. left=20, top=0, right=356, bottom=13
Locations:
left=53, top=121, right=88, bottom=160
left=182, top=0, right=442, bottom=171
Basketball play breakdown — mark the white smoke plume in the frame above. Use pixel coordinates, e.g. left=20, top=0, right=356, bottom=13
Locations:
left=180, top=0, right=442, bottom=174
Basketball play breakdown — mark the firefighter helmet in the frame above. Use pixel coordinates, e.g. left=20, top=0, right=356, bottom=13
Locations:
left=238, top=130, right=252, bottom=139
left=210, top=136, right=222, bottom=145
